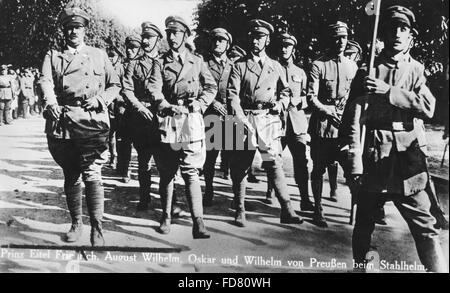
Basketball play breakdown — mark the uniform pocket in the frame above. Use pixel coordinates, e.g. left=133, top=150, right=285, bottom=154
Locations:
left=291, top=75, right=302, bottom=83
left=325, top=78, right=337, bottom=92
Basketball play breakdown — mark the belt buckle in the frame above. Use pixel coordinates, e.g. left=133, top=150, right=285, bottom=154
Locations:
left=75, top=100, right=82, bottom=106
left=177, top=99, right=184, bottom=106
left=256, top=103, right=263, bottom=110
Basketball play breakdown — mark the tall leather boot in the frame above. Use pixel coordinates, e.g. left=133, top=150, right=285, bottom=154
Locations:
left=264, top=179, right=274, bottom=204
left=64, top=184, right=83, bottom=243
left=300, top=187, right=315, bottom=211
left=266, top=164, right=302, bottom=224
left=193, top=217, right=210, bottom=239
left=85, top=181, right=105, bottom=246
left=158, top=177, right=173, bottom=234
left=312, top=178, right=328, bottom=227
left=280, top=200, right=303, bottom=224
left=328, top=162, right=338, bottom=202
left=233, top=178, right=247, bottom=227
left=0, top=108, right=4, bottom=125
left=204, top=184, right=214, bottom=207
left=117, top=138, right=132, bottom=182
left=203, top=159, right=215, bottom=207
left=427, top=179, right=449, bottom=230
left=137, top=170, right=151, bottom=211
left=247, top=167, right=259, bottom=183
left=109, top=133, right=117, bottom=169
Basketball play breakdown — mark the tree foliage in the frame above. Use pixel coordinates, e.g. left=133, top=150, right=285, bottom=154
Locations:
left=0, top=0, right=132, bottom=68
left=194, top=0, right=449, bottom=69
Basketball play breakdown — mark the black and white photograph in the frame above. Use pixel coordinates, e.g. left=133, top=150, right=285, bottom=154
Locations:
left=0, top=0, right=448, bottom=276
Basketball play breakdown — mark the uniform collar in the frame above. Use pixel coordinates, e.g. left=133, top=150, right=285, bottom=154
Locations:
left=213, top=53, right=227, bottom=65
left=171, top=48, right=187, bottom=64
left=67, top=43, right=85, bottom=54
left=279, top=57, right=294, bottom=67
left=144, top=50, right=158, bottom=59
left=251, top=52, right=267, bottom=65
left=379, top=50, right=411, bottom=68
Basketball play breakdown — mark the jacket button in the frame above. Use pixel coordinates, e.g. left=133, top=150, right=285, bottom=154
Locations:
left=86, top=85, right=90, bottom=89
left=85, top=72, right=88, bottom=76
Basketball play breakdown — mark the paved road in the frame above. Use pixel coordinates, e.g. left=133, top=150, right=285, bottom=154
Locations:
left=0, top=117, right=448, bottom=273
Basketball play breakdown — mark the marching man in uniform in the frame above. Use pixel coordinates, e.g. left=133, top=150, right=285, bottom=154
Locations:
left=340, top=5, right=448, bottom=272
left=265, top=32, right=315, bottom=211
left=39, top=6, right=120, bottom=246
left=202, top=28, right=234, bottom=206
left=227, top=19, right=303, bottom=227
left=147, top=16, right=217, bottom=238
left=122, top=22, right=163, bottom=211
left=115, top=35, right=142, bottom=184
left=307, top=21, right=358, bottom=227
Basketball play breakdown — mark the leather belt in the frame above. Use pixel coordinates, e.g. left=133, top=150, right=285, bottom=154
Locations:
left=242, top=101, right=275, bottom=110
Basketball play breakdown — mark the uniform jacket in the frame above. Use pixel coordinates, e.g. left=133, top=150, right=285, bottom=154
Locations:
left=280, top=59, right=309, bottom=138
left=122, top=54, right=157, bottom=111
left=339, top=52, right=435, bottom=195
left=227, top=54, right=291, bottom=143
left=147, top=49, right=217, bottom=143
left=19, top=75, right=36, bottom=101
left=107, top=61, right=124, bottom=119
left=122, top=53, right=161, bottom=141
left=0, top=74, right=14, bottom=100
left=307, top=54, right=358, bottom=138
left=204, top=55, right=233, bottom=116
left=39, top=45, right=121, bottom=139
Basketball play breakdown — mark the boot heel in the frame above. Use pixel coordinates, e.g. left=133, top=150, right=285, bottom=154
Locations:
left=193, top=217, right=210, bottom=239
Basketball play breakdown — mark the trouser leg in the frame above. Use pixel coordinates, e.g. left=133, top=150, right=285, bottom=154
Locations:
left=0, top=101, right=4, bottom=125
left=135, top=145, right=153, bottom=209
left=352, top=191, right=379, bottom=266
left=21, top=101, right=30, bottom=118
left=230, top=150, right=255, bottom=212
left=220, top=151, right=230, bottom=177
left=154, top=143, right=179, bottom=234
left=393, top=190, right=448, bottom=272
left=328, top=162, right=338, bottom=201
left=229, top=150, right=255, bottom=227
left=4, top=100, right=12, bottom=123
left=63, top=172, right=83, bottom=243
left=117, top=137, right=132, bottom=178
left=265, top=161, right=302, bottom=224
left=181, top=168, right=203, bottom=219
left=311, top=138, right=329, bottom=226
left=203, top=149, right=219, bottom=205
left=287, top=138, right=313, bottom=210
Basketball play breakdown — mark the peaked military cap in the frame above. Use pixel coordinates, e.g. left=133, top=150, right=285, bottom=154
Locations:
left=345, top=40, right=362, bottom=54
left=229, top=45, right=247, bottom=58
left=249, top=19, right=274, bottom=35
left=383, top=5, right=417, bottom=35
left=279, top=32, right=297, bottom=46
left=125, top=35, right=141, bottom=48
left=141, top=22, right=163, bottom=38
left=210, top=28, right=233, bottom=44
left=58, top=7, right=90, bottom=27
left=165, top=15, right=191, bottom=35
left=328, top=21, right=348, bottom=37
